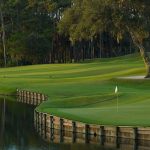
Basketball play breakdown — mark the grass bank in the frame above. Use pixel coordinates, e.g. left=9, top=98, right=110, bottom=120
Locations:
left=0, top=53, right=150, bottom=126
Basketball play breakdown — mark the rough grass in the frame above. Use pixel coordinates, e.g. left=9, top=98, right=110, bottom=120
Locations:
left=1, top=53, right=150, bottom=126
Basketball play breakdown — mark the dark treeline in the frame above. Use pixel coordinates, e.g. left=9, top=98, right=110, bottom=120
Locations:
left=0, top=0, right=149, bottom=67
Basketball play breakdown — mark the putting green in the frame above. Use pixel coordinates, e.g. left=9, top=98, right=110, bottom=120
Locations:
left=0, top=53, right=150, bottom=126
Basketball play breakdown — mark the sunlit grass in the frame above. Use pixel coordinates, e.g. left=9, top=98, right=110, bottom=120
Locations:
left=0, top=53, right=150, bottom=126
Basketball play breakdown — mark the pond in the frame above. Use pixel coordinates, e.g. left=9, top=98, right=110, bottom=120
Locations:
left=0, top=97, right=149, bottom=150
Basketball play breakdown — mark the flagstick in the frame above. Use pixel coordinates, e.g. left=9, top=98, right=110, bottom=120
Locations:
left=115, top=86, right=118, bottom=112
left=117, top=92, right=118, bottom=112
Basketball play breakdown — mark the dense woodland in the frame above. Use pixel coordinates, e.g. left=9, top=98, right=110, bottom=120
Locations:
left=0, top=0, right=150, bottom=68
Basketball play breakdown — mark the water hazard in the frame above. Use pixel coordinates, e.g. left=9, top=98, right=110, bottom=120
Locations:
left=0, top=97, right=149, bottom=150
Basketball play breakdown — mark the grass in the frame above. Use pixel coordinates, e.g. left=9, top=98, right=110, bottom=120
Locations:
left=0, top=53, right=150, bottom=126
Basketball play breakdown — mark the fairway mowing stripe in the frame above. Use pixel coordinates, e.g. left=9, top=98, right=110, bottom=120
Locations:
left=64, top=106, right=150, bottom=110
left=76, top=96, right=116, bottom=108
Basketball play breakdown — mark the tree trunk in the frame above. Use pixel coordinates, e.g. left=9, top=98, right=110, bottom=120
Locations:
left=0, top=5, right=7, bottom=67
left=131, top=33, right=150, bottom=78
left=137, top=45, right=150, bottom=78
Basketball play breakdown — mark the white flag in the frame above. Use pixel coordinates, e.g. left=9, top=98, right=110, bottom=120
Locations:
left=115, top=86, right=118, bottom=94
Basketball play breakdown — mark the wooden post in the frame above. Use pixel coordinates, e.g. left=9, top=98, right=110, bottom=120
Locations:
left=32, top=92, right=34, bottom=99
left=30, top=92, right=32, bottom=100
left=37, top=112, right=40, bottom=133
left=34, top=93, right=37, bottom=105
left=33, top=92, right=34, bottom=100
left=24, top=91, right=26, bottom=104
left=21, top=91, right=23, bottom=102
left=36, top=93, right=38, bottom=102
left=22, top=96, right=23, bottom=102
left=36, top=93, right=38, bottom=100
left=33, top=92, right=35, bottom=100
left=28, top=92, right=30, bottom=103
left=133, top=127, right=138, bottom=140
left=50, top=116, right=54, bottom=142
left=59, top=118, right=63, bottom=143
left=23, top=90, right=25, bottom=97
left=85, top=124, right=89, bottom=143
left=27, top=92, right=33, bottom=105
left=133, top=138, right=138, bottom=150
left=23, top=90, right=24, bottom=97
left=100, top=126, right=105, bottom=145
left=44, top=114, right=47, bottom=139
left=22, top=90, right=24, bottom=97
left=60, top=118, right=64, bottom=131
left=60, top=131, right=63, bottom=143
left=40, top=113, right=43, bottom=136
left=38, top=112, right=41, bottom=133
left=72, top=121, right=76, bottom=143
left=24, top=90, right=26, bottom=97
left=32, top=95, right=35, bottom=105
left=116, top=127, right=120, bottom=148
left=19, top=90, right=21, bottom=97
left=50, top=128, right=54, bottom=142
left=35, top=111, right=37, bottom=131
left=72, top=121, right=76, bottom=132
left=34, top=111, right=36, bottom=130
left=27, top=91, right=29, bottom=98
left=50, top=116, right=54, bottom=129
left=37, top=93, right=39, bottom=104
left=35, top=93, right=37, bottom=105
left=21, top=90, right=23, bottom=97
left=100, top=126, right=105, bottom=136
left=37, top=93, right=40, bottom=100
left=29, top=91, right=30, bottom=98
left=25, top=96, right=27, bottom=103
left=26, top=91, right=27, bottom=98
left=116, top=127, right=119, bottom=137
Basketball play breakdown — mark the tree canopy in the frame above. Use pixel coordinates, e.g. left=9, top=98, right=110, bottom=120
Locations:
left=59, top=0, right=150, bottom=77
left=59, top=0, right=150, bottom=41
left=0, top=0, right=150, bottom=77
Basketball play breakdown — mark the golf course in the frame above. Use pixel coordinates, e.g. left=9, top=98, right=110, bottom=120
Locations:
left=0, top=53, right=150, bottom=126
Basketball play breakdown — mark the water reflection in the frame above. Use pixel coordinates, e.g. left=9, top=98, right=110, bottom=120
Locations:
left=0, top=97, right=43, bottom=150
left=39, top=128, right=150, bottom=150
left=0, top=97, right=150, bottom=150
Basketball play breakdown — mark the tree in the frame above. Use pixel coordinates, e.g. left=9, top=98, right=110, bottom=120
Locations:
left=59, top=0, right=150, bottom=77
left=0, top=0, right=7, bottom=67
left=28, top=0, right=72, bottom=63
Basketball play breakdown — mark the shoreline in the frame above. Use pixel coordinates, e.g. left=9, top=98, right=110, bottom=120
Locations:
left=16, top=89, right=150, bottom=141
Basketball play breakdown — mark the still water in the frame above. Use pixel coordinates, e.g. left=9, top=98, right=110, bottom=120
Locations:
left=0, top=97, right=149, bottom=150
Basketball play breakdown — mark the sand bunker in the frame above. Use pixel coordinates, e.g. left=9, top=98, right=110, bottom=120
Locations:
left=118, top=76, right=149, bottom=80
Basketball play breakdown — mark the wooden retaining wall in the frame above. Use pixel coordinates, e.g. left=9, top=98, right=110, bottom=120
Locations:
left=38, top=129, right=150, bottom=150
left=33, top=110, right=150, bottom=141
left=17, top=89, right=47, bottom=106
left=17, top=89, right=150, bottom=145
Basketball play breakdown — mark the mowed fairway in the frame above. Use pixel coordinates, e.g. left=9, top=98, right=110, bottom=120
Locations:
left=1, top=53, right=150, bottom=126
